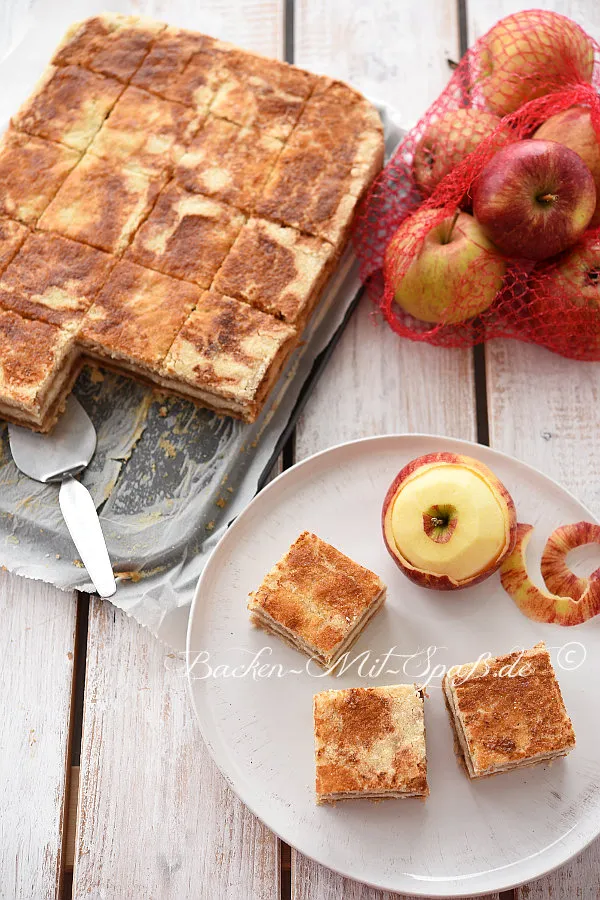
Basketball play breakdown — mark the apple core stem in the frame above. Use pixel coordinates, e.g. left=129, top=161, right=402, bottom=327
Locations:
left=443, top=209, right=460, bottom=244
left=538, top=193, right=559, bottom=204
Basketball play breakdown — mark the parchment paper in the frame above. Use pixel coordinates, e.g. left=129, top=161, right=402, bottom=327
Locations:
left=0, top=0, right=403, bottom=649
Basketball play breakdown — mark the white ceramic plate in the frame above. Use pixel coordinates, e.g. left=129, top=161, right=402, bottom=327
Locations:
left=187, top=434, right=600, bottom=897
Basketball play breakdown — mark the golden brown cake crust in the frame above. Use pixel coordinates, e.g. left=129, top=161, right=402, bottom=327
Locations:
left=127, top=183, right=245, bottom=286
left=12, top=65, right=123, bottom=152
left=445, top=642, right=576, bottom=777
left=0, top=17, right=383, bottom=429
left=248, top=531, right=386, bottom=664
left=39, top=154, right=165, bottom=254
left=79, top=260, right=200, bottom=367
left=314, top=685, right=428, bottom=801
left=52, top=13, right=165, bottom=82
left=175, top=115, right=283, bottom=212
left=0, top=130, right=80, bottom=226
left=213, top=218, right=335, bottom=324
left=0, top=232, right=114, bottom=328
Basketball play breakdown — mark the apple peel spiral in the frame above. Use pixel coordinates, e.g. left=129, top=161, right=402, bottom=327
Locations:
left=500, top=522, right=600, bottom=625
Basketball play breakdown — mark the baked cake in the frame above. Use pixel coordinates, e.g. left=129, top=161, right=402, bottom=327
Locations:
left=0, top=13, right=384, bottom=430
left=313, top=685, right=428, bottom=803
left=443, top=641, right=576, bottom=779
left=248, top=531, right=386, bottom=668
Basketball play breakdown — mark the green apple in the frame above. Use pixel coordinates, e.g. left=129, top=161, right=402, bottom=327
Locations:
left=479, top=10, right=594, bottom=116
left=385, top=208, right=506, bottom=324
left=413, top=108, right=508, bottom=193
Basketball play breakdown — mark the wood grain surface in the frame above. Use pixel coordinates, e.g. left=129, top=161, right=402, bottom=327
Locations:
left=0, top=571, right=77, bottom=900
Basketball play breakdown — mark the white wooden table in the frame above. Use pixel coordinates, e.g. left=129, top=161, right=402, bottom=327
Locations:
left=1, top=0, right=599, bottom=898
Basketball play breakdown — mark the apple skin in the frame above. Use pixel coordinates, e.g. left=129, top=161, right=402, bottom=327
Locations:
left=479, top=10, right=594, bottom=116
left=535, top=107, right=600, bottom=227
left=381, top=451, right=517, bottom=591
left=385, top=209, right=506, bottom=324
left=541, top=521, right=600, bottom=599
left=473, top=139, right=596, bottom=261
left=500, top=523, right=600, bottom=625
left=413, top=109, right=508, bottom=194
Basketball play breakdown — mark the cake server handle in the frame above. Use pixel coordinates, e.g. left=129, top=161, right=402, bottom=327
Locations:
left=58, top=474, right=117, bottom=598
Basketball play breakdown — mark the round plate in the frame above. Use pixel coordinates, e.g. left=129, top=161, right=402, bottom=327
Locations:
left=187, top=434, right=600, bottom=897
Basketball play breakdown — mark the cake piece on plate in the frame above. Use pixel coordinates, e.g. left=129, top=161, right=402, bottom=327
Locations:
left=313, top=685, right=428, bottom=803
left=247, top=531, right=386, bottom=667
left=443, top=641, right=576, bottom=779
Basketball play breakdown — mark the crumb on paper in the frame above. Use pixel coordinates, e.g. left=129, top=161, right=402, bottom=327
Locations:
left=227, top=486, right=234, bottom=494
left=158, top=437, right=177, bottom=459
left=7, top=535, right=19, bottom=545
left=88, top=365, right=105, bottom=384
left=216, top=497, right=226, bottom=508
left=117, top=563, right=166, bottom=583
left=206, top=521, right=215, bottom=531
left=73, top=559, right=84, bottom=568
left=55, top=554, right=61, bottom=559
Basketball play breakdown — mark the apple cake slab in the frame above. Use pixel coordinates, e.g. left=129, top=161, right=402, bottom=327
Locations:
left=0, top=13, right=384, bottom=430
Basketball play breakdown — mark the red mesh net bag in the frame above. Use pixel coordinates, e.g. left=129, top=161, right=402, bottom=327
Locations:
left=354, top=9, right=600, bottom=360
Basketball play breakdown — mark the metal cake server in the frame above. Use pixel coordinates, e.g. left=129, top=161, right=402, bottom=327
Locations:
left=8, top=395, right=116, bottom=597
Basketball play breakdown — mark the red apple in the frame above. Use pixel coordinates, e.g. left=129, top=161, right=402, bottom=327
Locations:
left=534, top=107, right=600, bottom=226
left=473, top=139, right=596, bottom=260
left=413, top=109, right=508, bottom=194
left=536, top=232, right=600, bottom=310
left=382, top=452, right=517, bottom=591
left=479, top=10, right=594, bottom=116
left=385, top=209, right=506, bottom=324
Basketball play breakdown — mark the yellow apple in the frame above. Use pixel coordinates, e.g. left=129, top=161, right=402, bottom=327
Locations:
left=385, top=209, right=506, bottom=324
left=479, top=10, right=594, bottom=116
left=500, top=522, right=600, bottom=625
left=382, top=452, right=517, bottom=590
left=413, top=108, right=508, bottom=193
left=535, top=107, right=600, bottom=226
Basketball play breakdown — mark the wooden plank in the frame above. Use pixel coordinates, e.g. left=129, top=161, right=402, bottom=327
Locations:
left=293, top=1, right=481, bottom=897
left=74, top=600, right=279, bottom=899
left=73, top=3, right=284, bottom=899
left=467, top=1, right=600, bottom=897
left=0, top=571, right=77, bottom=900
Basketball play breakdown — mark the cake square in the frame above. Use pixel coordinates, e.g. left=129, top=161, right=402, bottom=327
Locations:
left=443, top=642, right=576, bottom=779
left=247, top=531, right=386, bottom=667
left=132, top=27, right=217, bottom=100
left=0, top=130, right=80, bottom=226
left=88, top=86, right=204, bottom=177
left=210, top=50, right=316, bottom=141
left=12, top=65, right=123, bottom=152
left=0, top=309, right=80, bottom=431
left=38, top=154, right=165, bottom=254
left=175, top=115, right=282, bottom=212
left=256, top=79, right=384, bottom=243
left=213, top=218, right=335, bottom=325
left=127, top=183, right=245, bottom=286
left=52, top=13, right=165, bottom=83
left=313, top=685, right=428, bottom=803
left=161, top=291, right=296, bottom=420
left=0, top=233, right=114, bottom=329
left=0, top=217, right=29, bottom=275
left=79, top=260, right=200, bottom=370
